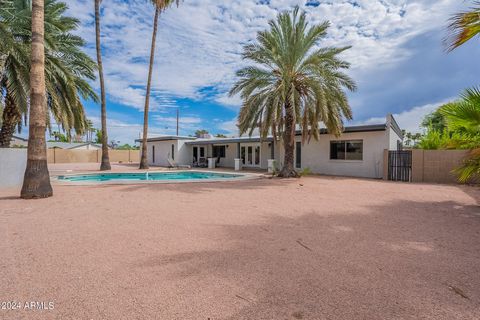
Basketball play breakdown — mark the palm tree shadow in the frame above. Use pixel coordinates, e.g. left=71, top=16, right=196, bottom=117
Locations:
left=134, top=200, right=480, bottom=319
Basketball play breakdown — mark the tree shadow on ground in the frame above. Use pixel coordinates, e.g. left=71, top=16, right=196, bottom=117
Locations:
left=135, top=199, right=480, bottom=320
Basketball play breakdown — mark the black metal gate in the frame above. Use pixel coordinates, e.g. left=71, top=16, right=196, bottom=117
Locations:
left=388, top=150, right=412, bottom=182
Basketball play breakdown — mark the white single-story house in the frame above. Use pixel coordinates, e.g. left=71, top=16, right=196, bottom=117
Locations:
left=139, top=115, right=403, bottom=179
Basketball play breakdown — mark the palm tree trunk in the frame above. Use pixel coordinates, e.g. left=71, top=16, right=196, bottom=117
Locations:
left=21, top=0, right=53, bottom=198
left=279, top=102, right=299, bottom=178
left=95, top=0, right=111, bottom=171
left=0, top=91, right=21, bottom=148
left=139, top=7, right=160, bottom=170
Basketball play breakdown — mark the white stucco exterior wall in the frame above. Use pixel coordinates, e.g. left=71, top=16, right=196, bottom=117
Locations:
left=277, top=131, right=387, bottom=178
left=143, top=118, right=402, bottom=178
left=145, top=140, right=182, bottom=166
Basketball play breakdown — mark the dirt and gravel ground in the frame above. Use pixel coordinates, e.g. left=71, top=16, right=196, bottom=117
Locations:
left=0, top=165, right=479, bottom=319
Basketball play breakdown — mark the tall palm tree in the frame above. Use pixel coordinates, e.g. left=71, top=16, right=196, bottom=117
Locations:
left=0, top=0, right=98, bottom=147
left=230, top=7, right=356, bottom=177
left=139, top=0, right=181, bottom=169
left=21, top=0, right=52, bottom=198
left=95, top=0, right=111, bottom=170
left=446, top=1, right=480, bottom=51
left=440, top=87, right=480, bottom=182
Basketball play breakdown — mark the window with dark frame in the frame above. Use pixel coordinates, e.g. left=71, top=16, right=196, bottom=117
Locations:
left=171, top=144, right=175, bottom=160
left=212, top=145, right=226, bottom=158
left=295, top=141, right=302, bottom=168
left=330, top=140, right=363, bottom=160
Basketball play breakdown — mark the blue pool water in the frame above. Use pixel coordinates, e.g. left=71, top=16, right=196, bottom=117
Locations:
left=57, top=171, right=243, bottom=183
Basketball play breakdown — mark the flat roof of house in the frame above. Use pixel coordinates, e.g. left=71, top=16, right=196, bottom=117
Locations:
left=187, top=123, right=389, bottom=145
left=185, top=136, right=275, bottom=145
left=141, top=116, right=402, bottom=145
left=136, top=136, right=196, bottom=143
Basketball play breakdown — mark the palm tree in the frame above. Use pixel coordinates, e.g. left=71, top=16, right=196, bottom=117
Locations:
left=0, top=0, right=98, bottom=147
left=0, top=0, right=29, bottom=147
left=230, top=7, right=356, bottom=177
left=95, top=0, right=111, bottom=170
left=446, top=1, right=480, bottom=51
left=440, top=87, right=480, bottom=182
left=139, top=0, right=181, bottom=169
left=21, top=0, right=52, bottom=198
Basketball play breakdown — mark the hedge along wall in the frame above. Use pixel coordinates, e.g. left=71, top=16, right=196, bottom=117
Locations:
left=47, top=149, right=140, bottom=164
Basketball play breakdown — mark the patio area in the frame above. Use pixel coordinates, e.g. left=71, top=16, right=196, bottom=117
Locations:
left=0, top=171, right=479, bottom=319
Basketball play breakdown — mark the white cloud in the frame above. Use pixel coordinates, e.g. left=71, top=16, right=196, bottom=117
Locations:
left=87, top=115, right=197, bottom=144
left=217, top=118, right=239, bottom=136
left=68, top=0, right=465, bottom=112
left=355, top=97, right=454, bottom=133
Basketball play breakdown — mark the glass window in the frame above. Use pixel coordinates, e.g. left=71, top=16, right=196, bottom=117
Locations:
left=295, top=142, right=302, bottom=168
left=346, top=141, right=362, bottom=160
left=171, top=144, right=175, bottom=160
left=212, top=146, right=226, bottom=158
left=330, top=140, right=363, bottom=160
left=330, top=141, right=346, bottom=160
left=200, top=147, right=205, bottom=158
left=255, top=146, right=260, bottom=165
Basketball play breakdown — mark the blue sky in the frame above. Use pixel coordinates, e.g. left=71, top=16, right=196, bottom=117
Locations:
left=63, top=0, right=480, bottom=144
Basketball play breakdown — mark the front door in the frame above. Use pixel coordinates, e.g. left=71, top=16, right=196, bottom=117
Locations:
left=240, top=144, right=261, bottom=167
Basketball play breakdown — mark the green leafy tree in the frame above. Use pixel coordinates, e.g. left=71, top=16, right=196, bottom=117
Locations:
left=117, top=143, right=139, bottom=150
left=446, top=1, right=480, bottom=51
left=230, top=7, right=356, bottom=177
left=421, top=109, right=447, bottom=132
left=50, top=131, right=68, bottom=142
left=95, top=129, right=102, bottom=144
left=139, top=0, right=182, bottom=169
left=195, top=129, right=209, bottom=138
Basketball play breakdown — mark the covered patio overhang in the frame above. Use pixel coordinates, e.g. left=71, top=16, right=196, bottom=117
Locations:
left=185, top=136, right=276, bottom=159
left=185, top=136, right=276, bottom=170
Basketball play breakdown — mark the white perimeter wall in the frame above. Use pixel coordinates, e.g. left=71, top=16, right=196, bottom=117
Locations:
left=0, top=148, right=27, bottom=187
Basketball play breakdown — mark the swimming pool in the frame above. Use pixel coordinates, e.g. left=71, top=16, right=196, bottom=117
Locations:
left=56, top=171, right=245, bottom=183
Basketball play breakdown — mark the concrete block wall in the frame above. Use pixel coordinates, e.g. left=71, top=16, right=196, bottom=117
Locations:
left=412, top=149, right=469, bottom=184
left=47, top=149, right=140, bottom=164
left=384, top=149, right=470, bottom=184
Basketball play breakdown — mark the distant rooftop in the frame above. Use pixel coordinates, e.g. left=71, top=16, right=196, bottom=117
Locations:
left=47, top=142, right=101, bottom=149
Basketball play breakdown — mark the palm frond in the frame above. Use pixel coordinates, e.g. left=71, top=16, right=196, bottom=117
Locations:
left=445, top=1, right=480, bottom=51
left=230, top=6, right=356, bottom=142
